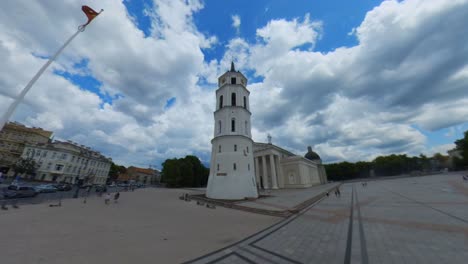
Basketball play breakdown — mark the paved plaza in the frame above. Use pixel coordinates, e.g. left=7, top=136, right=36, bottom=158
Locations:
left=1, top=173, right=467, bottom=264
left=187, top=173, right=468, bottom=264
left=0, top=188, right=279, bottom=264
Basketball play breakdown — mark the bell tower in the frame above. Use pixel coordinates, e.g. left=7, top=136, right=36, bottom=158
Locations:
left=206, top=62, right=258, bottom=199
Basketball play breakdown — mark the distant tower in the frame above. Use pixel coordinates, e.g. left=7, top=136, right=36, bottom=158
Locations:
left=206, top=62, right=258, bottom=200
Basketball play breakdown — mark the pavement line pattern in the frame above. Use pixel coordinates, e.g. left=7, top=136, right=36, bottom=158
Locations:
left=354, top=187, right=369, bottom=264
left=385, top=188, right=468, bottom=224
left=343, top=185, right=354, bottom=264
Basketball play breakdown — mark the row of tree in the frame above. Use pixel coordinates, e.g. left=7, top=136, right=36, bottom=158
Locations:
left=324, top=130, right=468, bottom=181
left=161, top=155, right=209, bottom=187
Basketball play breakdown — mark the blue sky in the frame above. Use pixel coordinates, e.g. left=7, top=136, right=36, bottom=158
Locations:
left=1, top=0, right=468, bottom=168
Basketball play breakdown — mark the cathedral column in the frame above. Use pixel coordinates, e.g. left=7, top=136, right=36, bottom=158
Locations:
left=270, top=154, right=278, bottom=189
left=254, top=157, right=260, bottom=187
left=261, top=155, right=269, bottom=189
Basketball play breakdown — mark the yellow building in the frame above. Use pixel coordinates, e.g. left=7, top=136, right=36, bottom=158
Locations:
left=0, top=122, right=53, bottom=175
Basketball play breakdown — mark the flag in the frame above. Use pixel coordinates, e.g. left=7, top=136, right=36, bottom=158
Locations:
left=81, top=5, right=100, bottom=27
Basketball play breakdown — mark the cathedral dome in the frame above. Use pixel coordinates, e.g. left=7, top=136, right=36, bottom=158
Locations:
left=305, top=146, right=321, bottom=161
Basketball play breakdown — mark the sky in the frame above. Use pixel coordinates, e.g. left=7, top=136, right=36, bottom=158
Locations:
left=1, top=0, right=468, bottom=169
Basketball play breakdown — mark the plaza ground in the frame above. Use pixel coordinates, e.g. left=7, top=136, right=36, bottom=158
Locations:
left=1, top=172, right=467, bottom=264
left=0, top=188, right=279, bottom=264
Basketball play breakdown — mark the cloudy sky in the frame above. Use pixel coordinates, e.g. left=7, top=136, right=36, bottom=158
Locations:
left=1, top=0, right=468, bottom=168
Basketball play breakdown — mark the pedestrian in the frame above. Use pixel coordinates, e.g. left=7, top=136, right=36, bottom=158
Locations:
left=334, top=189, right=338, bottom=197
left=104, top=193, right=111, bottom=205
left=337, top=187, right=341, bottom=197
left=114, top=192, right=120, bottom=203
left=326, top=192, right=329, bottom=197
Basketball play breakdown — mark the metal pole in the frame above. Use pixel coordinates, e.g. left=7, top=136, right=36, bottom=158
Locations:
left=0, top=29, right=82, bottom=131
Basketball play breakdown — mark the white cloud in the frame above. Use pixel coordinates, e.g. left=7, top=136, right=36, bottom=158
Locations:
left=231, top=14, right=241, bottom=34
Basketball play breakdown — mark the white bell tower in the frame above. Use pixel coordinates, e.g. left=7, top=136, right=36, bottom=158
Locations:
left=206, top=62, right=258, bottom=200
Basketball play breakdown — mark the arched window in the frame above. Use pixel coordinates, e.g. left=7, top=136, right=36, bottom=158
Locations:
left=245, top=121, right=248, bottom=135
left=233, top=163, right=237, bottom=170
left=219, top=95, right=223, bottom=109
left=218, top=120, right=222, bottom=134
left=231, top=118, right=235, bottom=132
left=243, top=96, right=247, bottom=108
left=231, top=93, right=236, bottom=106
left=218, top=145, right=221, bottom=153
left=234, top=144, right=237, bottom=152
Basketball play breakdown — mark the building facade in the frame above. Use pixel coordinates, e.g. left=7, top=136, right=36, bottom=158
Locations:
left=253, top=143, right=327, bottom=189
left=21, top=140, right=112, bottom=185
left=0, top=122, right=53, bottom=175
left=118, top=166, right=161, bottom=185
left=206, top=62, right=258, bottom=200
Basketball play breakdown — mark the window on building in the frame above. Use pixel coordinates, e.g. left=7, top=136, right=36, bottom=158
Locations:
left=61, top=153, right=67, bottom=160
left=71, top=156, right=75, bottom=162
left=42, top=151, right=47, bottom=157
left=218, top=145, right=221, bottom=153
left=231, top=77, right=236, bottom=84
left=219, top=95, right=223, bottom=109
left=47, top=163, right=52, bottom=170
left=233, top=163, right=237, bottom=170
left=231, top=119, right=236, bottom=132
left=52, top=152, right=56, bottom=159
left=243, top=96, right=247, bottom=108
left=217, top=164, right=219, bottom=171
left=248, top=164, right=250, bottom=171
left=218, top=120, right=222, bottom=134
left=55, top=164, right=64, bottom=171
left=247, top=146, right=249, bottom=153
left=36, top=150, right=41, bottom=156
left=245, top=121, right=248, bottom=135
left=234, top=144, right=237, bottom=151
left=231, top=93, right=236, bottom=106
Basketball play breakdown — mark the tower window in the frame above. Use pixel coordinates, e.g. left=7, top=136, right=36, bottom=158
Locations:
left=231, top=118, right=236, bottom=132
left=219, top=145, right=221, bottom=153
left=218, top=120, right=222, bottom=134
left=219, top=95, right=223, bottom=109
left=231, top=93, right=236, bottom=106
left=245, top=121, right=248, bottom=135
left=231, top=77, right=236, bottom=84
left=248, top=164, right=250, bottom=171
left=243, top=96, right=247, bottom=108
left=247, top=146, right=249, bottom=153
left=234, top=144, right=237, bottom=152
left=233, top=163, right=236, bottom=170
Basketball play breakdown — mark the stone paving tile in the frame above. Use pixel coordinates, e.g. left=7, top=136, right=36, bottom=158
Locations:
left=187, top=174, right=468, bottom=264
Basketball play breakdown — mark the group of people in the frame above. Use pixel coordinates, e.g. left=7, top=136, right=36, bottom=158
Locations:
left=104, top=192, right=120, bottom=205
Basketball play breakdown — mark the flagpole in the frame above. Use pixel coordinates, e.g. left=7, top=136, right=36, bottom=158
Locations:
left=0, top=29, right=83, bottom=131
left=0, top=6, right=102, bottom=132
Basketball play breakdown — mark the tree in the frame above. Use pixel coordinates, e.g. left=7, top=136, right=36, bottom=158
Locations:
left=161, top=155, right=209, bottom=187
left=12, top=157, right=37, bottom=178
left=454, top=130, right=468, bottom=167
left=108, top=162, right=126, bottom=181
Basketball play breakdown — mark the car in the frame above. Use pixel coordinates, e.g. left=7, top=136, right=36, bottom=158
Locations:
left=53, top=183, right=72, bottom=191
left=3, top=185, right=38, bottom=199
left=95, top=185, right=107, bottom=192
left=34, top=184, right=58, bottom=193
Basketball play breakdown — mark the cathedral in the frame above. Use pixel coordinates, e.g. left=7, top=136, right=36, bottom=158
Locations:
left=206, top=63, right=327, bottom=200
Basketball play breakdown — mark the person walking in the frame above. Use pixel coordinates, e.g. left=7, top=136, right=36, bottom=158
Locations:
left=104, top=193, right=111, bottom=205
left=114, top=192, right=120, bottom=203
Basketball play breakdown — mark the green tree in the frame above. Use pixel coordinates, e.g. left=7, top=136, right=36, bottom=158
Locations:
left=13, top=157, right=37, bottom=178
left=454, top=130, right=468, bottom=167
left=161, top=155, right=209, bottom=187
left=108, top=162, right=126, bottom=181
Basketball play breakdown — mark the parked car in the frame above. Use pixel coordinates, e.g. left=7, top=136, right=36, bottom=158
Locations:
left=34, top=184, right=58, bottom=193
left=95, top=185, right=107, bottom=193
left=79, top=184, right=92, bottom=189
left=53, top=183, right=72, bottom=191
left=3, top=185, right=38, bottom=199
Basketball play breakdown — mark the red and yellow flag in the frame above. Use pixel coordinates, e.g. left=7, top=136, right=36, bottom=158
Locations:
left=81, top=5, right=100, bottom=26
